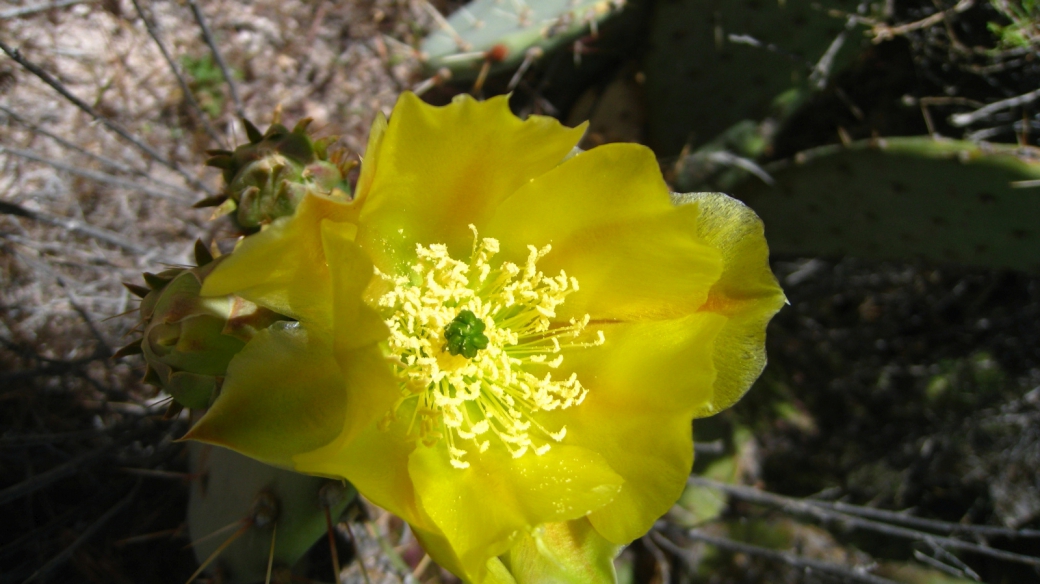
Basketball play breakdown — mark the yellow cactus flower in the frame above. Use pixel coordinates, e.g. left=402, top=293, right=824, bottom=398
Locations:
left=185, top=92, right=785, bottom=583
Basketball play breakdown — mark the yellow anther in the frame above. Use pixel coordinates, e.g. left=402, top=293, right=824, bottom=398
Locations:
left=378, top=226, right=604, bottom=468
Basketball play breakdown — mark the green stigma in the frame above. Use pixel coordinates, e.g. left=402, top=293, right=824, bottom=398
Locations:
left=444, top=310, right=489, bottom=359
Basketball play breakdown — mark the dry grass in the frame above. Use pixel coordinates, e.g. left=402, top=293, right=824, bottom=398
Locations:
left=1, top=0, right=426, bottom=359
left=1, top=1, right=428, bottom=581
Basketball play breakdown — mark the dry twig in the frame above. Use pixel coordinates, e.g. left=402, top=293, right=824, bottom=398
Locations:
left=689, top=477, right=1040, bottom=567
left=186, top=0, right=245, bottom=120
left=0, top=38, right=213, bottom=195
left=129, top=0, right=226, bottom=147
left=653, top=528, right=900, bottom=584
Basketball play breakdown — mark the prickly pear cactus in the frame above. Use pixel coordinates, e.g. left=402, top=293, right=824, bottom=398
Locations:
left=188, top=443, right=355, bottom=583
left=643, top=0, right=865, bottom=155
left=732, top=137, right=1040, bottom=272
left=197, top=118, right=354, bottom=232
left=420, top=0, right=624, bottom=80
left=116, top=241, right=288, bottom=412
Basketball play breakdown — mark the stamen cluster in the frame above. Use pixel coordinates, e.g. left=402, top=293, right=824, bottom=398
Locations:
left=377, top=226, right=605, bottom=469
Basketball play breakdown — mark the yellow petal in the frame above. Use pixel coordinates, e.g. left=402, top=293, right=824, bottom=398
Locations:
left=292, top=414, right=425, bottom=530
left=486, top=558, right=521, bottom=584
left=183, top=323, right=345, bottom=467
left=283, top=221, right=419, bottom=522
left=408, top=442, right=622, bottom=581
left=356, top=92, right=586, bottom=272
left=675, top=192, right=787, bottom=416
left=484, top=143, right=723, bottom=322
left=506, top=518, right=620, bottom=584
left=543, top=312, right=728, bottom=544
left=320, top=219, right=389, bottom=353
left=411, top=526, right=471, bottom=581
left=354, top=111, right=387, bottom=206
left=412, top=525, right=529, bottom=584
left=200, top=192, right=357, bottom=324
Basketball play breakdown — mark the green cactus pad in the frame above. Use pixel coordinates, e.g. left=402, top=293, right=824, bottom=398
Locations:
left=731, top=137, right=1040, bottom=272
left=644, top=0, right=864, bottom=155
left=420, top=0, right=623, bottom=80
left=188, top=443, right=355, bottom=582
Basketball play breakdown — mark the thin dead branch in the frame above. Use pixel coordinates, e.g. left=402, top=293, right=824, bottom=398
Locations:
left=1, top=145, right=188, bottom=202
left=185, top=0, right=245, bottom=120
left=129, top=0, right=225, bottom=147
left=0, top=105, right=198, bottom=199
left=0, top=37, right=214, bottom=195
left=951, top=87, right=1040, bottom=127
left=23, top=480, right=141, bottom=584
left=689, top=477, right=1040, bottom=567
left=870, top=0, right=975, bottom=43
left=653, top=528, right=900, bottom=584
left=10, top=246, right=114, bottom=355
left=0, top=445, right=112, bottom=506
left=0, top=0, right=95, bottom=20
left=0, top=203, right=147, bottom=255
left=0, top=429, right=106, bottom=447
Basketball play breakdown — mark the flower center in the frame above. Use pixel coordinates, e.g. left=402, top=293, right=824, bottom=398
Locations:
left=443, top=310, right=489, bottom=359
left=377, top=226, right=604, bottom=469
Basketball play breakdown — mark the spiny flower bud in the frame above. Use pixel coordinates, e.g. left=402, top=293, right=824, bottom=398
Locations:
left=196, top=118, right=356, bottom=232
left=116, top=241, right=290, bottom=413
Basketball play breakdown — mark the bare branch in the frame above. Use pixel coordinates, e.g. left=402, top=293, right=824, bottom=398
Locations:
left=186, top=0, right=245, bottom=120
left=0, top=105, right=198, bottom=199
left=811, top=495, right=1039, bottom=540
left=726, top=34, right=813, bottom=68
left=870, top=0, right=975, bottom=43
left=914, top=549, right=981, bottom=581
left=23, top=480, right=141, bottom=583
left=0, top=445, right=111, bottom=506
left=653, top=529, right=900, bottom=584
left=692, top=477, right=1040, bottom=539
left=1, top=145, right=187, bottom=202
left=129, top=0, right=226, bottom=147
left=0, top=429, right=106, bottom=447
left=0, top=37, right=213, bottom=195
left=810, top=2, right=869, bottom=90
left=950, top=87, right=1040, bottom=127
left=1, top=200, right=147, bottom=254
left=9, top=246, right=113, bottom=355
left=689, top=477, right=1040, bottom=567
left=0, top=0, right=94, bottom=20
